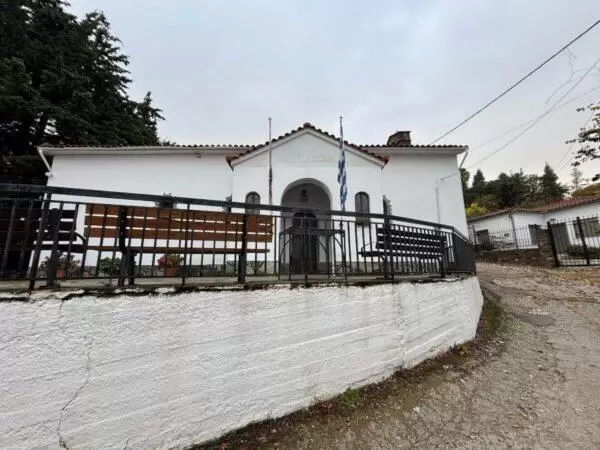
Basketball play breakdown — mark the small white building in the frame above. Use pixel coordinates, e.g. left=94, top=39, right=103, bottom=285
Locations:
left=41, top=122, right=469, bottom=233
left=467, top=196, right=600, bottom=251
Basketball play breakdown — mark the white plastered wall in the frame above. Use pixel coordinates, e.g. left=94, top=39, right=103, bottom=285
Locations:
left=0, top=277, right=483, bottom=449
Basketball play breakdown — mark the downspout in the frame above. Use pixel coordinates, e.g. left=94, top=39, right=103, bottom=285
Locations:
left=37, top=147, right=53, bottom=178
left=435, top=182, right=442, bottom=223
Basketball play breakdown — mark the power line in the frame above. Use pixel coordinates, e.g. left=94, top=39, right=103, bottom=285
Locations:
left=557, top=110, right=596, bottom=170
left=463, top=59, right=600, bottom=171
left=429, top=19, right=600, bottom=145
left=439, top=58, right=600, bottom=181
left=469, top=85, right=600, bottom=152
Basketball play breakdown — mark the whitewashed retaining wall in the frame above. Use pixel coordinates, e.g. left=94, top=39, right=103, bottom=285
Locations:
left=0, top=278, right=483, bottom=449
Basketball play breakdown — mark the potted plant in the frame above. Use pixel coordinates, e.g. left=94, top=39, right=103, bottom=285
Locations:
left=40, top=253, right=80, bottom=279
left=156, top=254, right=183, bottom=277
left=98, top=257, right=121, bottom=277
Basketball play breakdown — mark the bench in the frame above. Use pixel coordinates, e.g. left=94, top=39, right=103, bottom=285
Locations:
left=84, top=204, right=273, bottom=284
left=0, top=203, right=86, bottom=281
left=359, top=226, right=448, bottom=276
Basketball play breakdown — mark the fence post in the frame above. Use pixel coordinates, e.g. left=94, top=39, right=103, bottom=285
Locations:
left=28, top=193, right=52, bottom=291
left=546, top=221, right=561, bottom=268
left=117, top=207, right=129, bottom=287
left=46, top=207, right=63, bottom=287
left=382, top=201, right=392, bottom=280
left=237, top=214, right=249, bottom=284
left=575, top=217, right=591, bottom=266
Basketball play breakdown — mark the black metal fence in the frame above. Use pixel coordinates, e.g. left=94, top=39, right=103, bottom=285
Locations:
left=0, top=184, right=476, bottom=289
left=472, top=224, right=540, bottom=252
left=548, top=215, right=600, bottom=266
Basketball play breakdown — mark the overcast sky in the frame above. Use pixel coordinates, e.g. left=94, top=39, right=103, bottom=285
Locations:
left=69, top=0, right=600, bottom=185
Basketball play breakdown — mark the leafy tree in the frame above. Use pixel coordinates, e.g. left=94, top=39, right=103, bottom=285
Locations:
left=466, top=203, right=487, bottom=217
left=476, top=194, right=500, bottom=211
left=570, top=102, right=600, bottom=182
left=539, top=163, right=567, bottom=202
left=471, top=169, right=486, bottom=197
left=488, top=171, right=530, bottom=208
left=0, top=0, right=164, bottom=184
left=571, top=182, right=600, bottom=198
left=570, top=166, right=586, bottom=192
left=460, top=168, right=476, bottom=206
left=460, top=168, right=470, bottom=192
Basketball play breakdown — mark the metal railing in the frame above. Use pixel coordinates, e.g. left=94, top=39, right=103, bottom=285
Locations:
left=472, top=225, right=540, bottom=252
left=0, top=184, right=476, bottom=289
left=547, top=215, right=600, bottom=266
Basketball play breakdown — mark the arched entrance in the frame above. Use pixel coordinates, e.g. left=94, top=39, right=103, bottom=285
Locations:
left=280, top=180, right=332, bottom=275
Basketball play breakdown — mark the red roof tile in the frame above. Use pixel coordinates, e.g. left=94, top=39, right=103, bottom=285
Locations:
left=532, top=196, right=600, bottom=213
left=39, top=123, right=465, bottom=158
left=228, top=122, right=388, bottom=164
left=468, top=196, right=600, bottom=222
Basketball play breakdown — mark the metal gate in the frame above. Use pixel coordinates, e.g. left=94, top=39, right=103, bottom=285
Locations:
left=548, top=216, right=600, bottom=266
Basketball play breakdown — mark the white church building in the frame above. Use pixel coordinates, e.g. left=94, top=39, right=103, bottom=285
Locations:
left=40, top=122, right=469, bottom=234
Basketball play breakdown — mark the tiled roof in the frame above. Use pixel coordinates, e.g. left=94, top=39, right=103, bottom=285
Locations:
left=40, top=123, right=465, bottom=158
left=532, top=196, right=600, bottom=213
left=467, top=196, right=600, bottom=222
left=41, top=143, right=253, bottom=149
left=361, top=143, right=466, bottom=149
left=228, top=122, right=389, bottom=163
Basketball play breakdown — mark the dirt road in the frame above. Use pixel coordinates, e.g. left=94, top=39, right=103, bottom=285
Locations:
left=201, top=263, right=600, bottom=449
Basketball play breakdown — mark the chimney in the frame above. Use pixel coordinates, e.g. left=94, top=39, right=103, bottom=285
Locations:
left=386, top=131, right=411, bottom=146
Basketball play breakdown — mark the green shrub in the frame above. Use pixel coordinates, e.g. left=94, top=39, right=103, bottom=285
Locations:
left=565, top=245, right=600, bottom=258
left=98, top=257, right=121, bottom=276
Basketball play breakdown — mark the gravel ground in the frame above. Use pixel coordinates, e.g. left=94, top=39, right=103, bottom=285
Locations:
left=200, top=263, right=600, bottom=449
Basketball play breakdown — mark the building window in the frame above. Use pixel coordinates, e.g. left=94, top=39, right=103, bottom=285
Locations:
left=245, top=192, right=260, bottom=215
left=355, top=192, right=370, bottom=225
left=575, top=217, right=600, bottom=238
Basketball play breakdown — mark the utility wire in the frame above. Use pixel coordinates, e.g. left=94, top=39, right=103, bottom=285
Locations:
left=463, top=59, right=600, bottom=172
left=439, top=58, right=600, bottom=181
left=429, top=19, right=600, bottom=145
left=557, top=110, right=596, bottom=170
left=469, top=84, right=600, bottom=152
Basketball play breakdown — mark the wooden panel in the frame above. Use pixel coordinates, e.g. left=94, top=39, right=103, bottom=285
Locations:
left=378, top=228, right=444, bottom=241
left=376, top=242, right=443, bottom=253
left=85, top=205, right=273, bottom=225
left=85, top=227, right=273, bottom=242
left=86, top=246, right=270, bottom=254
left=84, top=215, right=247, bottom=232
left=0, top=230, right=76, bottom=243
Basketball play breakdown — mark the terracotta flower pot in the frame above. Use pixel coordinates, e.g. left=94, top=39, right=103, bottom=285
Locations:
left=164, top=266, right=178, bottom=277
left=56, top=268, right=66, bottom=279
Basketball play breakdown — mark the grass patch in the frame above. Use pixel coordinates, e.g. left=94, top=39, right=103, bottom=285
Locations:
left=481, top=294, right=504, bottom=337
left=336, top=387, right=359, bottom=407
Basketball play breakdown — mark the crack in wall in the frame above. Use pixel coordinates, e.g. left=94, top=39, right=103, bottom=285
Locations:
left=56, top=336, right=94, bottom=449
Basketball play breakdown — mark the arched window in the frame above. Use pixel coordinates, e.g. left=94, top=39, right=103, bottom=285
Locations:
left=354, top=192, right=370, bottom=225
left=355, top=192, right=370, bottom=225
left=355, top=192, right=370, bottom=213
left=245, top=192, right=260, bottom=215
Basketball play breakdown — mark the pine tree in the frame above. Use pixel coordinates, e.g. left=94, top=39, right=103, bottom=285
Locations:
left=0, top=1, right=165, bottom=183
left=471, top=170, right=486, bottom=196
left=539, top=163, right=567, bottom=202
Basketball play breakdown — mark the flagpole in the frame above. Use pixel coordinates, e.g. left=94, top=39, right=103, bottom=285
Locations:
left=268, top=117, right=273, bottom=206
left=338, top=115, right=346, bottom=212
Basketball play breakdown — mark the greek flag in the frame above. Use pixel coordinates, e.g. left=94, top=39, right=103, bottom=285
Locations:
left=337, top=118, right=347, bottom=211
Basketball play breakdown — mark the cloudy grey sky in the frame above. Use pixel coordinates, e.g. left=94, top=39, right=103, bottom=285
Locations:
left=69, top=0, right=600, bottom=185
